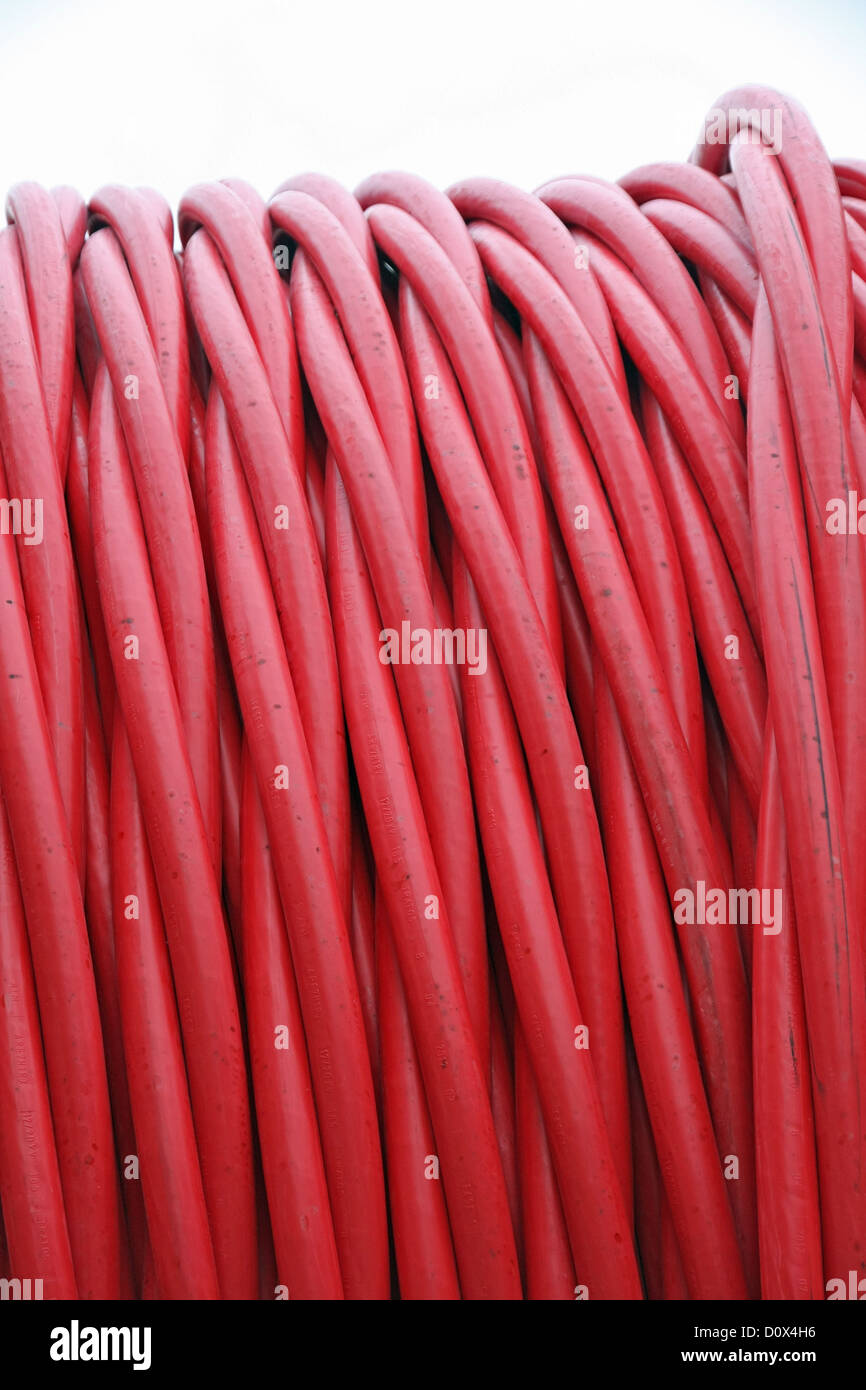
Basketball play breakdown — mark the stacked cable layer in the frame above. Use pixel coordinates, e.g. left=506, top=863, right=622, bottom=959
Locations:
left=1, top=85, right=865, bottom=1301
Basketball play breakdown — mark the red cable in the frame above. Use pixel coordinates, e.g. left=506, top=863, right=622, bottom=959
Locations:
left=3, top=92, right=866, bottom=1302
left=89, top=363, right=257, bottom=1298
left=239, top=745, right=345, bottom=1300
left=205, top=385, right=389, bottom=1300
left=753, top=731, right=823, bottom=1299
left=365, top=208, right=630, bottom=1178
left=181, top=220, right=352, bottom=921
left=376, top=891, right=461, bottom=1299
left=110, top=722, right=220, bottom=1300
left=323, top=454, right=520, bottom=1298
left=0, top=797, right=77, bottom=1299
left=287, top=240, right=491, bottom=1065
left=748, top=288, right=866, bottom=1283
left=0, top=442, right=122, bottom=1297
left=0, top=224, right=86, bottom=875
left=80, top=227, right=221, bottom=876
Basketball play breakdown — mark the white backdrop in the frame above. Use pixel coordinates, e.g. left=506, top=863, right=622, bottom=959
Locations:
left=1, top=0, right=863, bottom=216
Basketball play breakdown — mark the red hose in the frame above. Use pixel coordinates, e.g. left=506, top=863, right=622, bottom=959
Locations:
left=89, top=363, right=257, bottom=1297
left=205, top=386, right=388, bottom=1299
left=4, top=88, right=866, bottom=1301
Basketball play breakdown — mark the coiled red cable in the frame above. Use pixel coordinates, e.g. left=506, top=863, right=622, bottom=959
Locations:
left=2, top=83, right=866, bottom=1301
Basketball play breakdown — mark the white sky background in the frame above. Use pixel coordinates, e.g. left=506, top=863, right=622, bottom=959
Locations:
left=0, top=0, right=864, bottom=219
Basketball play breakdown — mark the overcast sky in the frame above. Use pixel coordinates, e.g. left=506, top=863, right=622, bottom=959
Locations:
left=1, top=0, right=863, bottom=216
